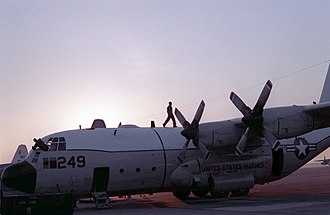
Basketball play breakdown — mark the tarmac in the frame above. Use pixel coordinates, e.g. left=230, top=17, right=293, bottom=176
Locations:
left=74, top=165, right=330, bottom=215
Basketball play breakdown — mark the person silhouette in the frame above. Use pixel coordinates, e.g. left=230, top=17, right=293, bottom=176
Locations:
left=163, top=101, right=177, bottom=127
left=32, top=138, right=49, bottom=151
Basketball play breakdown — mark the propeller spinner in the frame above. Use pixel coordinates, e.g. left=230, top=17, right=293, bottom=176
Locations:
left=175, top=100, right=209, bottom=162
left=175, top=100, right=205, bottom=147
left=230, top=80, right=280, bottom=156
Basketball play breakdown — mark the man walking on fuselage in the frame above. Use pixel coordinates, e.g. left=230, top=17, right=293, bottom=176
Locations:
left=163, top=101, right=176, bottom=127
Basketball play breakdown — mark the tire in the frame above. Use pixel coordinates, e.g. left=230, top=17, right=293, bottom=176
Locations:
left=172, top=188, right=191, bottom=200
left=210, top=190, right=230, bottom=198
left=192, top=188, right=209, bottom=198
left=209, top=177, right=229, bottom=198
left=1, top=198, right=13, bottom=215
left=231, top=188, right=250, bottom=197
left=62, top=195, right=75, bottom=215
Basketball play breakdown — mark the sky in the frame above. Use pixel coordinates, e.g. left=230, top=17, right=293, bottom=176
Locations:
left=1, top=1, right=330, bottom=163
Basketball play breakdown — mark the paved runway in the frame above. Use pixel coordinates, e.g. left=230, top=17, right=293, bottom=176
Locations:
left=75, top=166, right=330, bottom=215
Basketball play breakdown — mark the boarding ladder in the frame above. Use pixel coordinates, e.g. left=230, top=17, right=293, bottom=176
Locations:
left=92, top=191, right=112, bottom=209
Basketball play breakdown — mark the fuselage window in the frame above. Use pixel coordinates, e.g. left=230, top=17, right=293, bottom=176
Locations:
left=35, top=151, right=40, bottom=157
left=58, top=142, right=66, bottom=151
left=50, top=157, right=57, bottom=169
left=32, top=152, right=40, bottom=163
left=136, top=168, right=141, bottom=173
left=43, top=158, right=49, bottom=169
left=50, top=142, right=57, bottom=151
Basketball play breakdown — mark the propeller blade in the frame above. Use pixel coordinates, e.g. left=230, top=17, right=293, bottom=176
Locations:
left=253, top=80, right=272, bottom=114
left=230, top=92, right=251, bottom=116
left=191, top=100, right=205, bottom=128
left=176, top=100, right=206, bottom=158
left=174, top=108, right=190, bottom=129
left=235, top=127, right=250, bottom=156
left=263, top=127, right=280, bottom=151
left=178, top=139, right=190, bottom=163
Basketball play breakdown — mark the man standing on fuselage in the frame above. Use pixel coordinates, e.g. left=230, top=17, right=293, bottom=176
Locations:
left=163, top=101, right=177, bottom=127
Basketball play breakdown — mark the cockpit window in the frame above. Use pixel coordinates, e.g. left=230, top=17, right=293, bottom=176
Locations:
left=50, top=142, right=57, bottom=151
left=47, top=137, right=67, bottom=151
left=58, top=142, right=66, bottom=151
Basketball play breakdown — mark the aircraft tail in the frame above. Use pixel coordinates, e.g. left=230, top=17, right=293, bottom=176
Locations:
left=11, top=144, right=28, bottom=163
left=319, top=64, right=330, bottom=103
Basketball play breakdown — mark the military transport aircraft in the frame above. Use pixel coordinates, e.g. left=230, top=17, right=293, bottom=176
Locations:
left=2, top=65, right=330, bottom=215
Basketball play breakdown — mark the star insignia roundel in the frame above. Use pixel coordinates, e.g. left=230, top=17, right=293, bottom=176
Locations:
left=286, top=137, right=316, bottom=160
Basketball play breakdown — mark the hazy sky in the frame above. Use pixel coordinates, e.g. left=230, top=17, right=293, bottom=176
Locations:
left=1, top=1, right=330, bottom=163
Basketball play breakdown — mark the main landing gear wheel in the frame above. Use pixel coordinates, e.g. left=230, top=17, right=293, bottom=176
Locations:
left=231, top=188, right=250, bottom=197
left=62, top=194, right=75, bottom=215
left=192, top=188, right=209, bottom=198
left=172, top=188, right=191, bottom=200
left=210, top=190, right=230, bottom=198
left=209, top=178, right=229, bottom=198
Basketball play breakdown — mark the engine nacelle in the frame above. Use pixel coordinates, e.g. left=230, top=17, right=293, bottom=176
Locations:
left=170, top=159, right=200, bottom=187
left=191, top=173, right=209, bottom=188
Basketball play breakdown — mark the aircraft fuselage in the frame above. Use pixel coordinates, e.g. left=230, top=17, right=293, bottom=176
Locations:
left=4, top=123, right=330, bottom=199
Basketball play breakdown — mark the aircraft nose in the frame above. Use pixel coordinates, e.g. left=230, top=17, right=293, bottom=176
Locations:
left=1, top=161, right=36, bottom=194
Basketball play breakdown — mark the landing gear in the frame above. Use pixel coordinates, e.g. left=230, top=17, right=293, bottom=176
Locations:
left=173, top=180, right=250, bottom=200
left=62, top=194, right=75, bottom=215
left=210, top=190, right=230, bottom=198
left=0, top=193, right=75, bottom=215
left=231, top=188, right=250, bottom=197
left=192, top=187, right=209, bottom=198
left=173, top=188, right=250, bottom=200
left=209, top=177, right=229, bottom=198
left=172, top=188, right=191, bottom=200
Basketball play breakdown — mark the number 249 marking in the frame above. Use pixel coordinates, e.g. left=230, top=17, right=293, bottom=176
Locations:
left=58, top=156, right=86, bottom=169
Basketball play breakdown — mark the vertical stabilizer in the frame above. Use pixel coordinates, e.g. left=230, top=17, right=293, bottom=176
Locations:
left=319, top=64, right=330, bottom=103
left=11, top=144, right=28, bottom=163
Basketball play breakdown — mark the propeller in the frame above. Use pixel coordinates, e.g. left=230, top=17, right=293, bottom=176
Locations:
left=230, top=80, right=279, bottom=156
left=175, top=100, right=205, bottom=147
left=175, top=100, right=209, bottom=162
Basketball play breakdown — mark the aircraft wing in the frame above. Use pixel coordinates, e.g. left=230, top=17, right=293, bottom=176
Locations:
left=231, top=118, right=245, bottom=128
left=305, top=101, right=330, bottom=118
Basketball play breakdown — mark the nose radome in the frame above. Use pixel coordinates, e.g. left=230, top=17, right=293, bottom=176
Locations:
left=1, top=161, right=36, bottom=194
